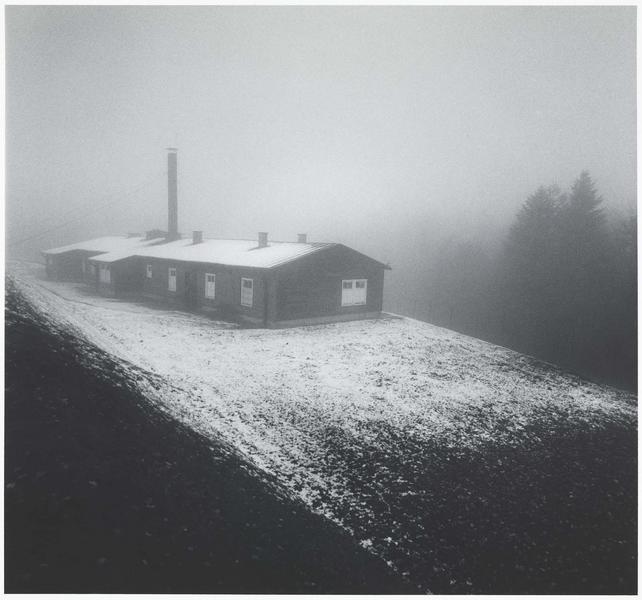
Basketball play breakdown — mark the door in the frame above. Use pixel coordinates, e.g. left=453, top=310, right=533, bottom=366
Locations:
left=241, top=277, right=254, bottom=307
left=185, top=271, right=197, bottom=308
left=168, top=267, right=177, bottom=292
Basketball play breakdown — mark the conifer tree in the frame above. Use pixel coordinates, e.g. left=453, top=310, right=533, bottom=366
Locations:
left=500, top=185, right=566, bottom=357
left=556, top=172, right=610, bottom=364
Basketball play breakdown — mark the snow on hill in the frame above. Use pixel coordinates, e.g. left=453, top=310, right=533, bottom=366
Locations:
left=10, top=262, right=636, bottom=588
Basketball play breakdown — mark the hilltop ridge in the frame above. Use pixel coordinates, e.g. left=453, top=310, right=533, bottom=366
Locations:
left=8, top=261, right=637, bottom=593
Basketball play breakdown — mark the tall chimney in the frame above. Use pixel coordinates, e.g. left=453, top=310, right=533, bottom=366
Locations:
left=167, top=147, right=178, bottom=240
left=297, top=233, right=307, bottom=243
left=258, top=232, right=268, bottom=248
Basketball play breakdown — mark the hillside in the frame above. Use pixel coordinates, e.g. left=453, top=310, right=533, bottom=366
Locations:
left=8, top=261, right=637, bottom=593
left=6, top=282, right=410, bottom=593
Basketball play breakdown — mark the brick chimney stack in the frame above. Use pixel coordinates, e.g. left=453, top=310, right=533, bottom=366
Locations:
left=167, top=148, right=178, bottom=240
left=258, top=232, right=268, bottom=248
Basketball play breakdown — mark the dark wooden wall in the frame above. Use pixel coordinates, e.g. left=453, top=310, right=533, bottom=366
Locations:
left=112, top=258, right=144, bottom=296
left=47, top=250, right=102, bottom=282
left=273, top=245, right=385, bottom=322
left=139, top=258, right=268, bottom=322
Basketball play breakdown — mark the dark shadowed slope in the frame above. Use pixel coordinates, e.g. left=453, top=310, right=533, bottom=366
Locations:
left=5, top=282, right=416, bottom=594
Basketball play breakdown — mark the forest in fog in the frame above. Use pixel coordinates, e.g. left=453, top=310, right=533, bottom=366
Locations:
left=420, top=172, right=636, bottom=391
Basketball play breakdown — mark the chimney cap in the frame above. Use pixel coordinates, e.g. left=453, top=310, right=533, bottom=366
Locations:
left=167, top=147, right=178, bottom=153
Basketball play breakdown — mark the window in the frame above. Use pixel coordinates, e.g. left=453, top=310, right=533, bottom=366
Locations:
left=168, top=267, right=177, bottom=292
left=341, top=279, right=367, bottom=306
left=146, top=264, right=153, bottom=279
left=205, top=273, right=216, bottom=299
left=241, top=277, right=254, bottom=307
left=99, top=265, right=111, bottom=284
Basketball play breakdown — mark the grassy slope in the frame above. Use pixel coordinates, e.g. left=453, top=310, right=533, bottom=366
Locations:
left=8, top=264, right=638, bottom=593
left=5, top=282, right=414, bottom=593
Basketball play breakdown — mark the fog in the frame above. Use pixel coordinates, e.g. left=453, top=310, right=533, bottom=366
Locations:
left=6, top=6, right=636, bottom=377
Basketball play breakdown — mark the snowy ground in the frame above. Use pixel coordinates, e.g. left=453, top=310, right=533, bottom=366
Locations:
left=9, top=261, right=636, bottom=591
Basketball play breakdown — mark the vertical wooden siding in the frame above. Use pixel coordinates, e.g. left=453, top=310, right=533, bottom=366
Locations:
left=274, top=246, right=385, bottom=322
left=140, top=258, right=269, bottom=322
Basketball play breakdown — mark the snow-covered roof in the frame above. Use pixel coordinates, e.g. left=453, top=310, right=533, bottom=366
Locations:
left=43, top=236, right=165, bottom=256
left=89, top=238, right=338, bottom=269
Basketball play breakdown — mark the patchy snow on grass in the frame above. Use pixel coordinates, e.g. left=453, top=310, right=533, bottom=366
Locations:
left=10, top=261, right=636, bottom=586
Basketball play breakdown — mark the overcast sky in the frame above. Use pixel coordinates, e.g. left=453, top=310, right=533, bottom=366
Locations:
left=6, top=6, right=636, bottom=267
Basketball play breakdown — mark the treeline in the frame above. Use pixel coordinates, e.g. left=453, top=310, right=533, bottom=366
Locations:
left=426, top=172, right=636, bottom=391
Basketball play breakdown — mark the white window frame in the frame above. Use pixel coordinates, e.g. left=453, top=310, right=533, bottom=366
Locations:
left=168, top=267, right=177, bottom=292
left=205, top=273, right=216, bottom=299
left=341, top=278, right=367, bottom=306
left=146, top=264, right=153, bottom=279
left=240, top=277, right=254, bottom=307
